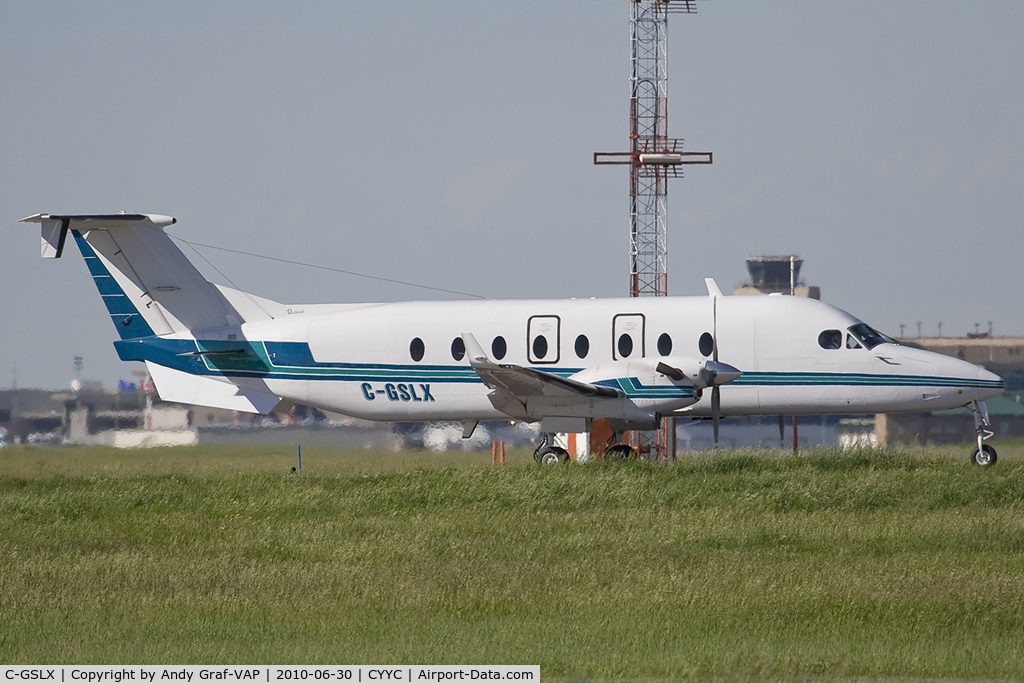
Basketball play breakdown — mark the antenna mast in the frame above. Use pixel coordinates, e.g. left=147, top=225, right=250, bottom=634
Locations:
left=595, top=0, right=711, bottom=298
left=594, top=0, right=712, bottom=459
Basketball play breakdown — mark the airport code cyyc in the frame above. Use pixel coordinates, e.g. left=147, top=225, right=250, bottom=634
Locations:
left=1, top=669, right=538, bottom=683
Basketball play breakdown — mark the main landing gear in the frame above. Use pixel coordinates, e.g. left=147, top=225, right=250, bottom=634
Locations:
left=534, top=434, right=569, bottom=464
left=533, top=431, right=638, bottom=464
left=603, top=443, right=638, bottom=461
left=601, top=429, right=637, bottom=461
left=969, top=400, right=997, bottom=467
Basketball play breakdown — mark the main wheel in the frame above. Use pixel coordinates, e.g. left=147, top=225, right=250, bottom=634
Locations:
left=604, top=444, right=637, bottom=461
left=970, top=444, right=997, bottom=466
left=537, top=446, right=569, bottom=464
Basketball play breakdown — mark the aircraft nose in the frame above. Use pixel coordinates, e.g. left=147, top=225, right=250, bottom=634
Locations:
left=945, top=355, right=1005, bottom=401
left=976, top=367, right=1005, bottom=400
left=899, top=345, right=1003, bottom=405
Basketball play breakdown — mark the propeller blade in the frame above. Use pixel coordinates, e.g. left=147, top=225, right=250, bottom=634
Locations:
left=712, top=296, right=718, bottom=363
left=711, top=295, right=721, bottom=445
left=656, top=362, right=685, bottom=382
left=712, top=386, right=721, bottom=445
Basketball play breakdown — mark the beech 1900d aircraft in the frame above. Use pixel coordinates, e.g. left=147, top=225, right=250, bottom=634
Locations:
left=22, top=213, right=1005, bottom=465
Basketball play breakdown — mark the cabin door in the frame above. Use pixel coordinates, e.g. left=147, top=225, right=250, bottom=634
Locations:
left=612, top=313, right=645, bottom=360
left=527, top=315, right=560, bottom=364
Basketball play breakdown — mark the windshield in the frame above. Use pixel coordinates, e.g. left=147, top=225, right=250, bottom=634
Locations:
left=847, top=323, right=896, bottom=350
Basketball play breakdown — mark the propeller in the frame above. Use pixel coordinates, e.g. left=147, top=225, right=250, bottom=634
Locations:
left=712, top=295, right=720, bottom=445
left=704, top=294, right=741, bottom=445
left=655, top=285, right=741, bottom=446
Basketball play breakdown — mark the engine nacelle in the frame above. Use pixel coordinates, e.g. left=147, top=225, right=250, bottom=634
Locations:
left=570, top=356, right=741, bottom=392
left=566, top=357, right=703, bottom=415
left=652, top=356, right=742, bottom=389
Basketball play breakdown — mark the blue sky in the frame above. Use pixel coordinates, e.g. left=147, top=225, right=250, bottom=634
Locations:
left=3, top=1, right=1023, bottom=390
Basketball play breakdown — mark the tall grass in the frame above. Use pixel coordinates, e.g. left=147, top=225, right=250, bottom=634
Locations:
left=2, top=444, right=1023, bottom=680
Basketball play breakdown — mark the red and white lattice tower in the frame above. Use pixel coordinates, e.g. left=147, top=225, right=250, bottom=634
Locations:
left=595, top=0, right=712, bottom=458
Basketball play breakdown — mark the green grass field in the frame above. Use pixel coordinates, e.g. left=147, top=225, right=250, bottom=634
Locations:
left=2, top=441, right=1024, bottom=681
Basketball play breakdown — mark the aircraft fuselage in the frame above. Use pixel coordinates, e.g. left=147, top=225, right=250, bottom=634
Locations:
left=170, top=293, right=1001, bottom=423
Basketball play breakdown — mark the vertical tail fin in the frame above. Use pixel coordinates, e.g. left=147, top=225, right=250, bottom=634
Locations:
left=22, top=213, right=248, bottom=338
left=23, top=213, right=283, bottom=414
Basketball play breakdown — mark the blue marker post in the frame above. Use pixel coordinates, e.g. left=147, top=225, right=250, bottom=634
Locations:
left=298, top=444, right=302, bottom=474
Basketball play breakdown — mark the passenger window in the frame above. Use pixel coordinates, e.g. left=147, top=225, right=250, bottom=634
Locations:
left=491, top=336, right=507, bottom=360
left=817, top=330, right=842, bottom=350
left=410, top=337, right=425, bottom=362
left=533, top=335, right=548, bottom=359
left=699, top=332, right=714, bottom=357
left=451, top=337, right=466, bottom=361
left=617, top=333, right=633, bottom=358
left=657, top=333, right=672, bottom=356
left=846, top=334, right=863, bottom=349
left=574, top=334, right=590, bottom=359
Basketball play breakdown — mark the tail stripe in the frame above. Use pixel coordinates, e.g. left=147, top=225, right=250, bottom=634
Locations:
left=92, top=274, right=124, bottom=296
left=73, top=230, right=155, bottom=340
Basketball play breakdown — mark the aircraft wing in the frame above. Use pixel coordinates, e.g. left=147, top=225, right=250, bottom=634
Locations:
left=461, top=334, right=619, bottom=418
left=473, top=363, right=619, bottom=399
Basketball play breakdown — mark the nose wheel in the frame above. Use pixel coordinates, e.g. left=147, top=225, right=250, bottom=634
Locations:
left=969, top=400, right=997, bottom=466
left=971, top=444, right=997, bottom=467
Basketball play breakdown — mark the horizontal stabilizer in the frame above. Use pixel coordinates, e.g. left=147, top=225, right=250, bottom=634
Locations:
left=22, top=213, right=176, bottom=259
left=22, top=212, right=253, bottom=335
left=146, top=362, right=281, bottom=414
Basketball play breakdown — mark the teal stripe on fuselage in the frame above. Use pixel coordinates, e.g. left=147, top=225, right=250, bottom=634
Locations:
left=113, top=337, right=1003, bottom=392
left=733, top=372, right=1003, bottom=389
left=595, top=377, right=696, bottom=400
left=114, top=338, right=484, bottom=383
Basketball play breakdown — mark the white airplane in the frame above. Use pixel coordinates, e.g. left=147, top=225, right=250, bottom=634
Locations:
left=22, top=213, right=1005, bottom=465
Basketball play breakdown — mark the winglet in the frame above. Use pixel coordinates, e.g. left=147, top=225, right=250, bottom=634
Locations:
left=704, top=278, right=723, bottom=297
left=461, top=333, right=494, bottom=368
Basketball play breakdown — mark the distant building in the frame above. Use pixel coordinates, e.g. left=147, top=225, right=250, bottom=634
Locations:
left=733, top=255, right=820, bottom=299
left=0, top=386, right=532, bottom=451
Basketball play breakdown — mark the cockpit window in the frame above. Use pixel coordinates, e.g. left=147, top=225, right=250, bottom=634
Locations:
left=818, top=329, right=842, bottom=350
left=846, top=333, right=862, bottom=349
left=847, top=323, right=895, bottom=350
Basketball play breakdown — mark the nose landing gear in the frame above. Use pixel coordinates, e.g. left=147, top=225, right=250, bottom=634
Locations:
left=969, top=400, right=997, bottom=466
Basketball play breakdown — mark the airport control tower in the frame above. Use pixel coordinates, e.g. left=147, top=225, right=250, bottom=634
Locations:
left=733, top=255, right=821, bottom=299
